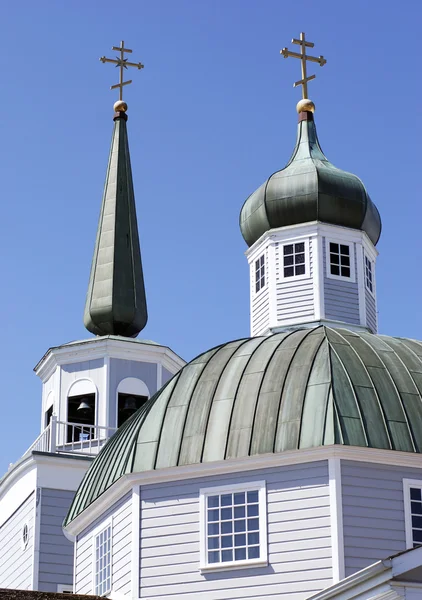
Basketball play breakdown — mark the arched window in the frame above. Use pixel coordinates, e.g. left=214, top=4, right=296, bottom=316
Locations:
left=116, top=378, right=149, bottom=428
left=67, top=380, right=97, bottom=443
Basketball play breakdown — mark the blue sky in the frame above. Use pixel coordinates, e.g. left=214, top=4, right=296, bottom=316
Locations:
left=0, top=0, right=420, bottom=473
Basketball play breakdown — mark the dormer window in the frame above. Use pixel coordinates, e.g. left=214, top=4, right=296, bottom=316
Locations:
left=255, top=255, right=265, bottom=293
left=283, top=242, right=306, bottom=278
left=365, top=255, right=374, bottom=293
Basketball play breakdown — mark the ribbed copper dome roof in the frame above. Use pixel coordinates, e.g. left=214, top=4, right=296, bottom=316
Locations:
left=65, top=325, right=422, bottom=525
left=240, top=112, right=382, bottom=247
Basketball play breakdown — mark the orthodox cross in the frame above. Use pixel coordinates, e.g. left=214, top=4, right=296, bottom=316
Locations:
left=100, top=41, right=144, bottom=101
left=280, top=32, right=326, bottom=99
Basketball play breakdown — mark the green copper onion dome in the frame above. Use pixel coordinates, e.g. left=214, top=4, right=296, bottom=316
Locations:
left=65, top=326, right=422, bottom=525
left=240, top=110, right=382, bottom=247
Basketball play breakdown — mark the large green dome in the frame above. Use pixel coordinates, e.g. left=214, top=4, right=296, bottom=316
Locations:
left=66, top=325, right=422, bottom=525
left=240, top=111, right=382, bottom=247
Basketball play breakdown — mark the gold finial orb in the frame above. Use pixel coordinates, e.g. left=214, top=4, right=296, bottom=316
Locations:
left=296, top=98, right=315, bottom=114
left=114, top=100, right=128, bottom=113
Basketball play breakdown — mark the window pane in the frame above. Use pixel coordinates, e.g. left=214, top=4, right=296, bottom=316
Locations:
left=331, top=265, right=340, bottom=275
left=234, top=519, right=246, bottom=532
left=208, top=522, right=219, bottom=535
left=234, top=533, right=246, bottom=546
left=411, top=488, right=422, bottom=501
left=247, top=518, right=259, bottom=531
left=208, top=509, right=219, bottom=521
left=330, top=243, right=338, bottom=253
left=340, top=245, right=349, bottom=255
left=221, top=535, right=233, bottom=548
left=235, top=547, right=246, bottom=561
left=234, top=506, right=245, bottom=518
left=284, top=266, right=294, bottom=277
left=208, top=551, right=219, bottom=563
left=234, top=492, right=245, bottom=504
left=284, top=244, right=293, bottom=255
left=295, top=265, right=305, bottom=276
left=295, top=253, right=305, bottom=264
left=414, top=529, right=422, bottom=542
left=341, top=267, right=350, bottom=277
left=412, top=515, right=422, bottom=529
left=255, top=282, right=260, bottom=293
left=222, top=550, right=233, bottom=562
left=247, top=491, right=259, bottom=503
left=295, top=242, right=305, bottom=253
left=247, top=504, right=259, bottom=517
left=248, top=546, right=260, bottom=559
left=330, top=253, right=339, bottom=265
left=248, top=532, right=260, bottom=545
left=412, top=501, right=422, bottom=515
left=340, top=255, right=350, bottom=266
left=208, top=495, right=219, bottom=508
left=284, top=255, right=294, bottom=266
left=221, top=521, right=233, bottom=534
left=221, top=494, right=232, bottom=506
left=221, top=507, right=232, bottom=520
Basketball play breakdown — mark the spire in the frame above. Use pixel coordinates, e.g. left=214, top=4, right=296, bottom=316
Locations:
left=84, top=42, right=147, bottom=338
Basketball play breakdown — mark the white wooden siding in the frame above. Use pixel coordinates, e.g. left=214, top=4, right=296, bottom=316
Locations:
left=0, top=491, right=34, bottom=590
left=251, top=286, right=270, bottom=336
left=365, top=287, right=377, bottom=333
left=341, top=460, right=422, bottom=578
left=273, top=238, right=315, bottom=325
left=75, top=492, right=132, bottom=595
left=139, top=461, right=331, bottom=600
left=323, top=239, right=360, bottom=325
left=38, top=488, right=74, bottom=592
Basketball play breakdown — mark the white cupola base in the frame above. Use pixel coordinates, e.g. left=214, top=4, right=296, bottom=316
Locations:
left=246, top=221, right=378, bottom=336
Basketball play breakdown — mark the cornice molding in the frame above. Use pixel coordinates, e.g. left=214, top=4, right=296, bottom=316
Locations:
left=65, top=444, right=422, bottom=537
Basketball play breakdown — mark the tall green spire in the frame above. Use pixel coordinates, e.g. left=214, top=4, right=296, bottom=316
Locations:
left=83, top=108, right=148, bottom=337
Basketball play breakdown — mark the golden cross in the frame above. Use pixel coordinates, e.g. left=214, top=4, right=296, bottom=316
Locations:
left=280, top=32, right=326, bottom=99
left=100, top=40, right=144, bottom=101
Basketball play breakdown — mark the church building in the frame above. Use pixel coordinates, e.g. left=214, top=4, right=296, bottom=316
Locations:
left=1, top=34, right=422, bottom=600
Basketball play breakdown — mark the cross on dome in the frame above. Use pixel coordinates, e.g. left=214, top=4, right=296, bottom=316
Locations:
left=281, top=32, right=326, bottom=100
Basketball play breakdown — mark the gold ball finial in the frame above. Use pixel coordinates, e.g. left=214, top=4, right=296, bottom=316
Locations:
left=114, top=100, right=128, bottom=113
left=296, top=99, right=315, bottom=114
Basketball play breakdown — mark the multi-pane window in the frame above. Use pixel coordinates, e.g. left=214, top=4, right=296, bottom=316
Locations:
left=94, top=525, right=112, bottom=596
left=200, top=481, right=267, bottom=570
left=283, top=242, right=306, bottom=277
left=409, top=486, right=422, bottom=547
left=329, top=242, right=351, bottom=278
left=255, top=255, right=265, bottom=293
left=365, top=256, right=374, bottom=293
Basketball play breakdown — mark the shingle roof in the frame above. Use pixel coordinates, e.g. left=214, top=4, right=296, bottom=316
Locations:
left=65, top=325, right=422, bottom=525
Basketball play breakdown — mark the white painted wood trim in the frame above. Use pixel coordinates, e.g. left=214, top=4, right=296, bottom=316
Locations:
left=403, top=478, right=422, bottom=549
left=267, top=241, right=277, bottom=328
left=66, top=444, right=422, bottom=537
left=329, top=458, right=345, bottom=583
left=131, top=486, right=140, bottom=599
left=356, top=243, right=367, bottom=327
left=325, top=238, right=356, bottom=283
left=31, top=487, right=41, bottom=590
left=314, top=235, right=325, bottom=320
left=104, top=356, right=110, bottom=429
left=91, top=516, right=113, bottom=596
left=157, top=363, right=163, bottom=391
left=278, top=238, right=311, bottom=282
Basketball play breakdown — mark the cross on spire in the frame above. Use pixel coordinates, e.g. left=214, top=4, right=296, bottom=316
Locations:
left=281, top=32, right=326, bottom=99
left=100, top=40, right=144, bottom=101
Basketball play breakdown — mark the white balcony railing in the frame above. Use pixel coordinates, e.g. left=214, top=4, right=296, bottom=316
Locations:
left=23, top=416, right=117, bottom=458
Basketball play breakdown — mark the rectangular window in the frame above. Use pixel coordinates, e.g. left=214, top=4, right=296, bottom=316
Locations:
left=200, top=481, right=267, bottom=571
left=283, top=242, right=306, bottom=278
left=255, top=255, right=265, bottom=293
left=94, top=524, right=112, bottom=596
left=365, top=255, right=374, bottom=293
left=329, top=242, right=351, bottom=278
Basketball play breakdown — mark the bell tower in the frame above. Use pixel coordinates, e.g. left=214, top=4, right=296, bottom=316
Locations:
left=240, top=33, right=381, bottom=336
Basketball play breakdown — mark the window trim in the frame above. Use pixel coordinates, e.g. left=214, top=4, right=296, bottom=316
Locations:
left=57, top=585, right=73, bottom=594
left=92, top=518, right=113, bottom=596
left=280, top=239, right=310, bottom=281
left=403, top=479, right=422, bottom=549
left=21, top=523, right=29, bottom=551
left=199, top=480, right=268, bottom=572
left=325, top=239, right=356, bottom=283
left=254, top=254, right=266, bottom=294
left=364, top=254, right=375, bottom=296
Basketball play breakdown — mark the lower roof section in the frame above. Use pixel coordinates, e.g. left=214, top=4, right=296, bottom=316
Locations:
left=65, top=325, right=422, bottom=525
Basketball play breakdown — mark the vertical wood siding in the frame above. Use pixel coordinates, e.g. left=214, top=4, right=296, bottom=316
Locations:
left=341, top=460, right=422, bottom=577
left=140, top=461, right=331, bottom=600
left=38, top=488, right=75, bottom=592
left=0, top=492, right=34, bottom=589
left=251, top=248, right=270, bottom=336
left=75, top=492, right=132, bottom=595
left=365, top=287, right=377, bottom=333
left=323, top=239, right=360, bottom=325
left=274, top=239, right=315, bottom=325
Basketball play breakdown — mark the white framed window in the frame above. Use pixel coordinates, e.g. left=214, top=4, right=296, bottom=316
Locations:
left=281, top=240, right=309, bottom=280
left=22, top=523, right=29, bottom=550
left=364, top=255, right=374, bottom=294
left=199, top=480, right=267, bottom=571
left=255, top=255, right=265, bottom=293
left=326, top=239, right=355, bottom=282
left=404, top=479, right=422, bottom=548
left=93, top=521, right=112, bottom=596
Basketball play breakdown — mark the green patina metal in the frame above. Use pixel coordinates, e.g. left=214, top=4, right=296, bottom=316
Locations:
left=84, top=113, right=147, bottom=337
left=239, top=112, right=382, bottom=247
left=65, top=325, right=422, bottom=525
